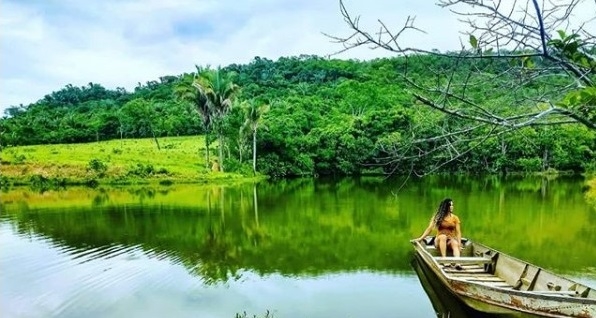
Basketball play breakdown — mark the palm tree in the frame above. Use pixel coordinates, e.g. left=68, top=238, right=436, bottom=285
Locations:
left=243, top=100, right=270, bottom=175
left=174, top=68, right=213, bottom=168
left=193, top=67, right=240, bottom=172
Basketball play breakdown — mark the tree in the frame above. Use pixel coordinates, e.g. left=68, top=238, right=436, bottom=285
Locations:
left=193, top=67, right=241, bottom=172
left=330, top=0, right=595, bottom=174
left=120, top=98, right=161, bottom=150
left=174, top=70, right=213, bottom=168
left=243, top=100, right=270, bottom=175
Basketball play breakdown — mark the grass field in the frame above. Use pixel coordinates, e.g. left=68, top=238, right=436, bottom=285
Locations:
left=0, top=136, right=262, bottom=186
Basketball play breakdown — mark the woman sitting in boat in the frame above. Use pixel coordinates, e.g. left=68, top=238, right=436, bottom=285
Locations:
left=414, top=198, right=463, bottom=269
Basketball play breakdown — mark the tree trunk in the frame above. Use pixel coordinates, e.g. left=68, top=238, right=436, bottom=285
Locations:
left=542, top=148, right=549, bottom=172
left=218, top=133, right=224, bottom=172
left=151, top=128, right=161, bottom=150
left=205, top=132, right=210, bottom=169
left=238, top=136, right=243, bottom=164
left=500, top=138, right=507, bottom=176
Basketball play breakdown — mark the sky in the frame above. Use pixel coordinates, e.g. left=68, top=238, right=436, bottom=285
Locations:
left=1, top=0, right=595, bottom=116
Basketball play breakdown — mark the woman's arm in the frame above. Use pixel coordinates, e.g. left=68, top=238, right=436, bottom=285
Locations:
left=415, top=217, right=435, bottom=241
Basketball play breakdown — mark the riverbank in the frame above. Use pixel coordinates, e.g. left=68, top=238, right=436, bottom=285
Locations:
left=2, top=136, right=595, bottom=204
left=0, top=136, right=266, bottom=188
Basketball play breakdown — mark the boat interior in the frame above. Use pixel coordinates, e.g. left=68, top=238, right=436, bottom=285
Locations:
left=420, top=237, right=595, bottom=299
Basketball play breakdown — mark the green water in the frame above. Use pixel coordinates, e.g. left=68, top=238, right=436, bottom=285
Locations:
left=1, top=175, right=595, bottom=317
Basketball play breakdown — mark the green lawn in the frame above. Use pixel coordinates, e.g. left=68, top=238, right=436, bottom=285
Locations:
left=0, top=136, right=262, bottom=186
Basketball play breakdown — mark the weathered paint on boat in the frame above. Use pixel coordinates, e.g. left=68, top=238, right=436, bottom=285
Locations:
left=412, top=237, right=596, bottom=318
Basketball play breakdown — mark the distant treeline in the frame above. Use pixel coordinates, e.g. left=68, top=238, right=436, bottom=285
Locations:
left=1, top=54, right=594, bottom=176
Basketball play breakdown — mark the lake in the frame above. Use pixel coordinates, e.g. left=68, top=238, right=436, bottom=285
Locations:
left=1, top=175, right=595, bottom=318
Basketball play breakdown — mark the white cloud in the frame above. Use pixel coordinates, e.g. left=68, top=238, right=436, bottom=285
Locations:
left=1, top=0, right=594, bottom=115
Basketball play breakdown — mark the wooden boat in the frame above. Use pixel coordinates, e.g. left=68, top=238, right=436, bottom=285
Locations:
left=411, top=237, right=596, bottom=317
left=411, top=253, right=493, bottom=317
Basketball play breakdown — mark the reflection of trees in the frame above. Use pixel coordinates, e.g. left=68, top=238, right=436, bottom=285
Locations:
left=2, top=176, right=595, bottom=284
left=584, top=178, right=596, bottom=211
left=91, top=193, right=108, bottom=206
left=188, top=223, right=242, bottom=285
left=4, top=181, right=411, bottom=284
left=253, top=184, right=259, bottom=227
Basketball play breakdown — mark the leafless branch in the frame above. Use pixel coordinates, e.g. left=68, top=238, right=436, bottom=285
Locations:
left=330, top=0, right=596, bottom=175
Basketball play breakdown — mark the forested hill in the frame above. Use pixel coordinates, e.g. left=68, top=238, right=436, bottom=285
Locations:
left=1, top=55, right=594, bottom=177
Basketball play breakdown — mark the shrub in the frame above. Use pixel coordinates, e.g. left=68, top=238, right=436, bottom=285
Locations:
left=88, top=158, right=108, bottom=177
left=583, top=160, right=596, bottom=174
left=224, top=158, right=254, bottom=175
left=29, top=175, right=66, bottom=191
left=14, top=154, right=26, bottom=164
left=515, top=158, right=542, bottom=173
left=0, top=175, right=11, bottom=189
left=235, top=310, right=274, bottom=318
left=126, top=163, right=170, bottom=177
left=127, top=163, right=155, bottom=177
left=156, top=167, right=169, bottom=175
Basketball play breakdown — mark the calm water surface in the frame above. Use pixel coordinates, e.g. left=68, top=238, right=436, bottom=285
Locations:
left=1, top=176, right=595, bottom=318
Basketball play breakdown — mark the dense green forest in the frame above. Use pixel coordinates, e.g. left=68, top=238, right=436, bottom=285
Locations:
left=1, top=55, right=594, bottom=177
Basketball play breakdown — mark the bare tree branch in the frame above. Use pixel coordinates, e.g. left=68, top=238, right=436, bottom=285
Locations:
left=330, top=0, right=595, bottom=175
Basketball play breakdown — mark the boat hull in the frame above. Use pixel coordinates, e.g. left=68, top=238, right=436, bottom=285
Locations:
left=412, top=253, right=524, bottom=317
left=412, top=238, right=596, bottom=318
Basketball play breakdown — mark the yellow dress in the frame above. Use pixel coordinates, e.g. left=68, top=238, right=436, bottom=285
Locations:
left=436, top=214, right=460, bottom=238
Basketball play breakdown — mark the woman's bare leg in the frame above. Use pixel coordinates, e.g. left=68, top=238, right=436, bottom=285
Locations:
left=449, top=240, right=463, bottom=270
left=435, top=234, right=448, bottom=257
left=449, top=240, right=461, bottom=257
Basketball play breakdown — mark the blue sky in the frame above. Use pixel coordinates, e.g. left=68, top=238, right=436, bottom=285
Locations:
left=1, top=0, right=594, bottom=115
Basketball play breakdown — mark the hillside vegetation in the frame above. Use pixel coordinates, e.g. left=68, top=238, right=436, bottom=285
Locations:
left=0, top=136, right=262, bottom=187
left=1, top=55, right=595, bottom=179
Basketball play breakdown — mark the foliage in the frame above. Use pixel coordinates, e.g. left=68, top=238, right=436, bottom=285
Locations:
left=87, top=158, right=108, bottom=177
left=191, top=66, right=241, bottom=172
left=330, top=0, right=595, bottom=176
left=235, top=311, right=274, bottom=318
left=1, top=54, right=594, bottom=177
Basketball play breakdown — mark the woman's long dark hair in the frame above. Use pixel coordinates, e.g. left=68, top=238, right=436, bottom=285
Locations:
left=434, top=198, right=453, bottom=228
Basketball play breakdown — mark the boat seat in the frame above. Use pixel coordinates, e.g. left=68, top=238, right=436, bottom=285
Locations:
left=457, top=276, right=504, bottom=282
left=435, top=257, right=493, bottom=264
left=444, top=267, right=487, bottom=274
left=476, top=281, right=513, bottom=288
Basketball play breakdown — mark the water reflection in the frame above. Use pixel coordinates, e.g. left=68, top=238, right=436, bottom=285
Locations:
left=1, top=202, right=408, bottom=285
left=1, top=176, right=595, bottom=317
left=0, top=221, right=435, bottom=318
left=2, top=175, right=595, bottom=279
